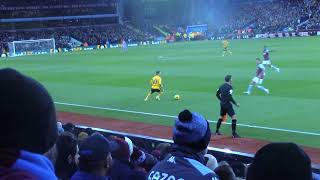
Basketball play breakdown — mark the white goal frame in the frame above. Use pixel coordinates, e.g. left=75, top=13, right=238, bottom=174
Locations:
left=8, top=38, right=56, bottom=57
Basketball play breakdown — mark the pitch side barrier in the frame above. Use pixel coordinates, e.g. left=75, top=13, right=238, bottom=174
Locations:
left=74, top=125, right=320, bottom=178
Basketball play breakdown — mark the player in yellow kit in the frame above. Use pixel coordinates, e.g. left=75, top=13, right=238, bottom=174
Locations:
left=144, top=71, right=163, bottom=101
left=222, top=39, right=232, bottom=57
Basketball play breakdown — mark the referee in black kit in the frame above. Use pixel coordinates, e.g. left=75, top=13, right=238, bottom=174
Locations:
left=215, top=75, right=240, bottom=138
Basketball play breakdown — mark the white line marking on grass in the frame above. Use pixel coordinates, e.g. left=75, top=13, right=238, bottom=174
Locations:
left=55, top=101, right=320, bottom=136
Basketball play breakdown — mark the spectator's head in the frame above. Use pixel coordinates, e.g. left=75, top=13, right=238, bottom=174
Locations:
left=78, top=134, right=115, bottom=176
left=111, top=137, right=130, bottom=161
left=0, top=68, right=57, bottom=154
left=55, top=132, right=79, bottom=179
left=150, top=149, right=161, bottom=160
left=132, top=147, right=158, bottom=171
left=246, top=142, right=312, bottom=180
left=63, top=123, right=75, bottom=133
left=173, top=109, right=211, bottom=152
left=85, top=127, right=95, bottom=135
left=155, top=143, right=172, bottom=160
left=78, top=131, right=89, bottom=145
left=214, top=161, right=236, bottom=180
left=131, top=147, right=146, bottom=166
left=57, top=122, right=64, bottom=135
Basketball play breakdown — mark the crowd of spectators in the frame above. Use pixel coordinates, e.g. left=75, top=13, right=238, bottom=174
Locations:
left=299, top=1, right=320, bottom=30
left=0, top=68, right=319, bottom=180
left=0, top=0, right=118, bottom=7
left=213, top=0, right=320, bottom=35
left=0, top=7, right=117, bottom=19
left=145, top=1, right=320, bottom=39
left=0, top=24, right=154, bottom=53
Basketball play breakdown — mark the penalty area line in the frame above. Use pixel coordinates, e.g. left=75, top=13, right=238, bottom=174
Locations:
left=55, top=101, right=320, bottom=136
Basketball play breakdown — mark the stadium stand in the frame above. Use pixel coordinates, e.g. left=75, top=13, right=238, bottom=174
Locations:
left=0, top=0, right=152, bottom=52
left=1, top=0, right=320, bottom=55
left=156, top=0, right=320, bottom=37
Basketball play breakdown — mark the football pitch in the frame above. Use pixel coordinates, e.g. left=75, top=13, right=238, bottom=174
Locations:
left=2, top=37, right=320, bottom=148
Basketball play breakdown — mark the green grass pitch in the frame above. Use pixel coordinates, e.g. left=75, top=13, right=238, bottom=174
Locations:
left=1, top=37, right=320, bottom=148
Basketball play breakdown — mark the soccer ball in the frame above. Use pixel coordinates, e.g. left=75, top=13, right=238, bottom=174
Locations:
left=174, top=94, right=180, bottom=100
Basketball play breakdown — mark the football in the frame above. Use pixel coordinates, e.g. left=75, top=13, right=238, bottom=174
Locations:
left=174, top=94, right=180, bottom=100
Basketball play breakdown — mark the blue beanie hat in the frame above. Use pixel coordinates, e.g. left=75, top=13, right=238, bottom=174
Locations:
left=173, top=109, right=211, bottom=152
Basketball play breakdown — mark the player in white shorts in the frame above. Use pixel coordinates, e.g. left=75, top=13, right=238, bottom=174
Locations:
left=263, top=46, right=280, bottom=72
left=244, top=58, right=269, bottom=95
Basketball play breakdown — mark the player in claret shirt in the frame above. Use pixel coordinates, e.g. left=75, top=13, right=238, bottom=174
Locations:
left=263, top=45, right=280, bottom=72
left=244, top=58, right=270, bottom=95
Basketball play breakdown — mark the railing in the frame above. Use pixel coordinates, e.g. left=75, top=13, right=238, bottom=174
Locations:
left=73, top=125, right=320, bottom=178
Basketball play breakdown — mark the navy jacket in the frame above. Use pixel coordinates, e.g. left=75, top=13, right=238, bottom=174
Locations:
left=110, top=159, right=146, bottom=180
left=71, top=171, right=110, bottom=180
left=148, top=146, right=220, bottom=180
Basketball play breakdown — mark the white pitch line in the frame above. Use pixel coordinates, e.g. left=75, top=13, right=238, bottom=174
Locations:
left=55, top=101, right=320, bottom=136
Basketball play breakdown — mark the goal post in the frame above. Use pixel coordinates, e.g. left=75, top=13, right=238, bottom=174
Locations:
left=8, top=38, right=56, bottom=57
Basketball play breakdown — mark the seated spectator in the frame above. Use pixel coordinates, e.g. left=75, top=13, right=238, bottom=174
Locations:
left=147, top=109, right=220, bottom=179
left=131, top=146, right=158, bottom=172
left=110, top=137, right=146, bottom=180
left=0, top=68, right=58, bottom=179
left=214, top=161, right=236, bottom=180
left=246, top=142, right=312, bottom=180
left=71, top=134, right=114, bottom=180
left=55, top=132, right=79, bottom=180
left=63, top=123, right=76, bottom=133
left=154, top=142, right=172, bottom=160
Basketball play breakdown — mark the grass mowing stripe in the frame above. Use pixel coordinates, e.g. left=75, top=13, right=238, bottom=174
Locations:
left=55, top=101, right=320, bottom=136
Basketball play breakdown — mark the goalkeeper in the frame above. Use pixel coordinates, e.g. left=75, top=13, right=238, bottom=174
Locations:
left=144, top=71, right=163, bottom=101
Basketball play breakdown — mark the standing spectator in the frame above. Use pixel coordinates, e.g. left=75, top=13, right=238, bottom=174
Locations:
left=246, top=142, right=313, bottom=180
left=147, top=109, right=220, bottom=180
left=55, top=132, right=79, bottom=180
left=0, top=68, right=58, bottom=179
left=71, top=134, right=114, bottom=180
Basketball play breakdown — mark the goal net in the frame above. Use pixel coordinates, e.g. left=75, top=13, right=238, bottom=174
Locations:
left=8, top=38, right=56, bottom=57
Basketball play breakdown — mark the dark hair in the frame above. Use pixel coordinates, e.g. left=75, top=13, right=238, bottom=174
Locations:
left=225, top=75, right=232, bottom=82
left=78, top=156, right=109, bottom=173
left=63, top=123, right=75, bottom=133
left=156, top=71, right=160, bottom=75
left=55, top=132, right=78, bottom=179
left=156, top=143, right=172, bottom=160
